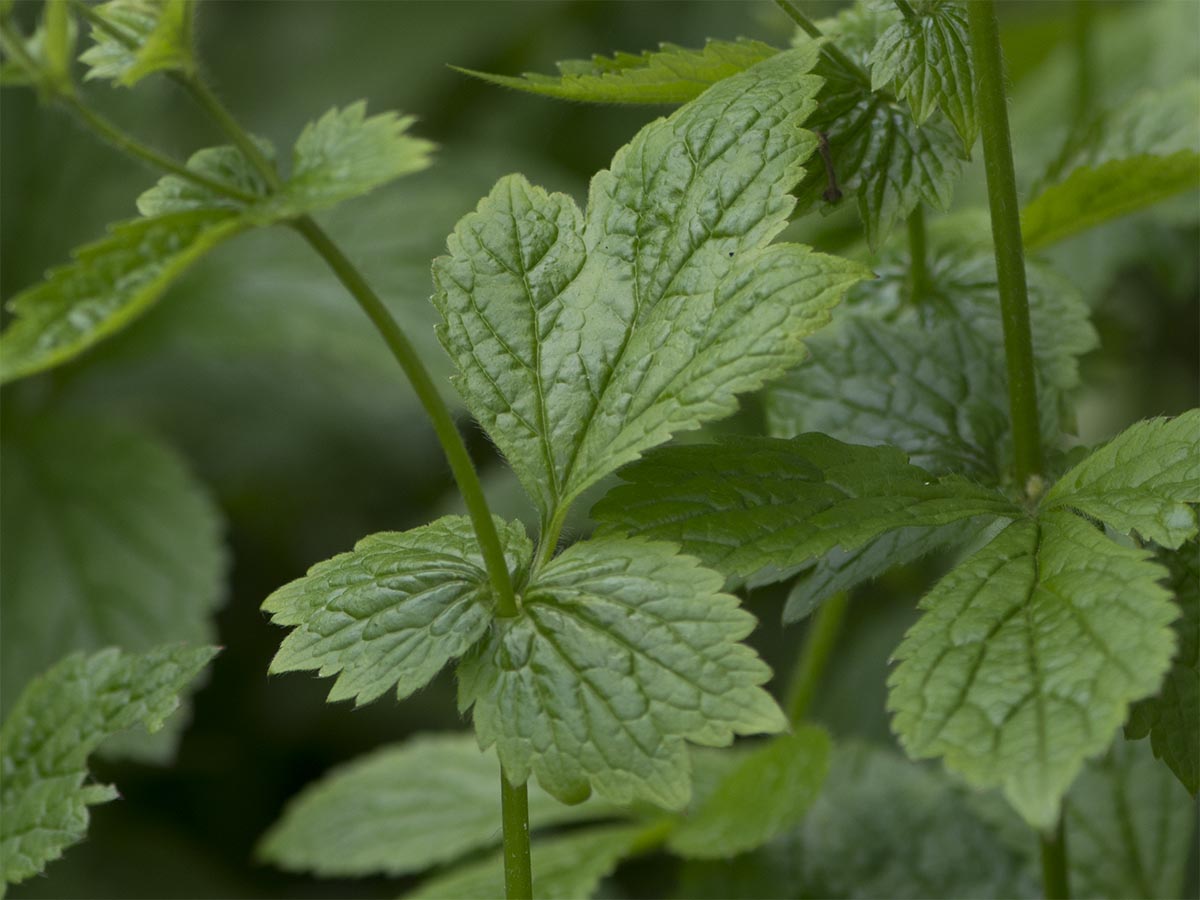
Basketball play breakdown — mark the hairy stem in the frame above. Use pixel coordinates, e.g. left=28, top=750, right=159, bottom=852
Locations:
left=773, top=0, right=870, bottom=85
left=1039, top=813, right=1071, bottom=899
left=179, top=76, right=282, bottom=190
left=786, top=592, right=849, bottom=724
left=501, top=774, right=533, bottom=900
left=965, top=0, right=1042, bottom=489
left=907, top=205, right=930, bottom=303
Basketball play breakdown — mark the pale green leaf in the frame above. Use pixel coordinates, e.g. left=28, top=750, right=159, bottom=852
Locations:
left=0, top=210, right=247, bottom=384
left=0, top=645, right=218, bottom=888
left=407, top=823, right=657, bottom=900
left=0, top=413, right=225, bottom=761
left=888, top=510, right=1178, bottom=829
left=459, top=537, right=786, bottom=809
left=1023, top=81, right=1200, bottom=250
left=1126, top=544, right=1199, bottom=794
left=455, top=38, right=779, bottom=104
left=592, top=435, right=1018, bottom=592
left=79, top=0, right=194, bottom=86
left=136, top=142, right=272, bottom=217
left=667, top=729, right=830, bottom=859
left=868, top=0, right=976, bottom=149
left=263, top=516, right=531, bottom=707
left=258, top=732, right=623, bottom=877
left=434, top=46, right=866, bottom=526
left=1044, top=411, right=1200, bottom=548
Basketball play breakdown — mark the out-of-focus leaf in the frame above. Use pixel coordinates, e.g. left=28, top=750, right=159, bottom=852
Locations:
left=79, top=0, right=194, bottom=87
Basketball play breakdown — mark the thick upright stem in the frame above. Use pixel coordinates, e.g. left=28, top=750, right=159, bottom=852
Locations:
left=501, top=773, right=533, bottom=900
left=786, top=592, right=849, bottom=725
left=907, top=205, right=930, bottom=303
left=1040, top=814, right=1071, bottom=899
left=965, top=0, right=1042, bottom=489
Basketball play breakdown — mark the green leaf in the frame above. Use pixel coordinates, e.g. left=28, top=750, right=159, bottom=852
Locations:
left=263, top=516, right=531, bottom=707
left=434, top=47, right=867, bottom=525
left=592, top=435, right=1018, bottom=592
left=0, top=210, right=247, bottom=384
left=0, top=5, right=77, bottom=95
left=0, top=414, right=225, bottom=761
left=458, top=537, right=786, bottom=809
left=666, top=729, right=831, bottom=859
left=136, top=143, right=272, bottom=217
left=0, top=644, right=218, bottom=888
left=258, top=732, right=623, bottom=877
left=1043, top=411, right=1200, bottom=548
left=1065, top=737, right=1196, bottom=899
left=1023, top=81, right=1200, bottom=250
left=79, top=0, right=195, bottom=87
left=455, top=38, right=779, bottom=105
left=888, top=510, right=1179, bottom=829
left=407, top=823, right=657, bottom=900
left=1126, top=544, right=1199, bottom=794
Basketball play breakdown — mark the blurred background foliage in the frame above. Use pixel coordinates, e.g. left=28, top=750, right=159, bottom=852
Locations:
left=1, top=1, right=1197, bottom=897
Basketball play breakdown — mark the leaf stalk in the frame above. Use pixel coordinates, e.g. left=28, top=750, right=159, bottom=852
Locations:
left=1039, top=813, right=1071, bottom=899
left=786, top=591, right=849, bottom=725
left=500, top=773, right=533, bottom=900
left=772, top=0, right=871, bottom=85
left=906, top=205, right=930, bottom=303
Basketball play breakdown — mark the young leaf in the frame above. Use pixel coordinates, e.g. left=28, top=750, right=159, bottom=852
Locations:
left=258, top=732, right=622, bottom=877
left=0, top=210, right=248, bottom=384
left=262, top=516, right=531, bottom=707
left=1023, top=81, right=1200, bottom=250
left=0, top=644, right=218, bottom=888
left=79, top=0, right=195, bottom=87
left=136, top=143, right=272, bottom=217
left=455, top=38, right=778, bottom=105
left=0, top=414, right=225, bottom=761
left=434, top=46, right=867, bottom=525
left=666, top=729, right=831, bottom=859
left=592, top=435, right=1018, bottom=591
left=458, top=537, right=786, bottom=809
left=1042, top=411, right=1200, bottom=548
left=888, top=510, right=1178, bottom=829
left=1126, top=544, right=1199, bottom=794
left=407, top=823, right=657, bottom=900
left=868, top=0, right=977, bottom=150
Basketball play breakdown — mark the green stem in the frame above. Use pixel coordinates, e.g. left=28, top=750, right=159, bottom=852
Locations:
left=179, top=75, right=282, bottom=190
left=291, top=218, right=519, bottom=617
left=1072, top=0, right=1096, bottom=128
left=965, top=0, right=1042, bottom=490
left=785, top=592, right=848, bottom=725
left=773, top=0, right=871, bottom=85
left=893, top=0, right=918, bottom=21
left=906, top=205, right=929, bottom=303
left=500, top=772, right=533, bottom=900
left=1039, top=813, right=1070, bottom=899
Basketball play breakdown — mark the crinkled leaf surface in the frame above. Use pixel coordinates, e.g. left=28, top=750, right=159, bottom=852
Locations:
left=0, top=645, right=218, bottom=888
left=79, top=0, right=194, bottom=86
left=0, top=414, right=225, bottom=761
left=1043, top=411, right=1200, bottom=548
left=263, top=516, right=531, bottom=707
left=258, top=732, right=621, bottom=877
left=407, top=823, right=656, bottom=900
left=456, top=38, right=778, bottom=104
left=593, top=435, right=1017, bottom=592
left=433, top=46, right=867, bottom=525
left=868, top=0, right=976, bottom=149
left=1126, top=544, right=1199, bottom=794
left=0, top=210, right=247, bottom=384
left=889, top=510, right=1178, bottom=829
left=459, top=537, right=786, bottom=809
left=1023, top=81, right=1200, bottom=250
left=667, top=729, right=830, bottom=859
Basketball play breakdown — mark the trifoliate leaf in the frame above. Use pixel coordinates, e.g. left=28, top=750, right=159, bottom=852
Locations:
left=1043, top=411, right=1200, bottom=548
left=765, top=236, right=1097, bottom=484
left=1126, top=544, right=1199, bottom=794
left=0, top=210, right=247, bottom=384
left=667, top=729, right=830, bottom=859
left=455, top=38, right=779, bottom=105
left=1066, top=738, right=1196, bottom=899
left=1023, top=81, right=1200, bottom=250
left=889, top=510, right=1178, bottom=829
left=434, top=47, right=867, bottom=526
left=592, top=435, right=1018, bottom=593
left=0, top=414, right=225, bottom=761
left=459, top=537, right=786, bottom=809
left=258, top=732, right=623, bottom=877
left=79, top=0, right=194, bottom=87
left=868, top=0, right=976, bottom=150
left=407, top=823, right=658, bottom=900
left=0, top=645, right=218, bottom=888
left=136, top=142, right=272, bottom=217
left=263, top=516, right=531, bottom=707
